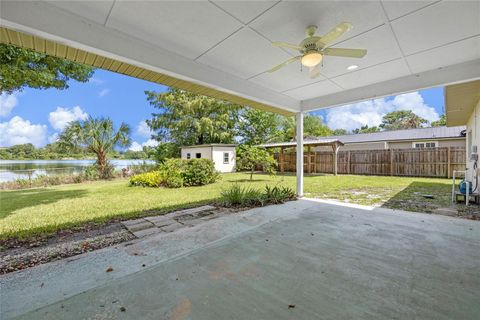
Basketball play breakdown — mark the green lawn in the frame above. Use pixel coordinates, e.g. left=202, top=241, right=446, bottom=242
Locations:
left=0, top=173, right=452, bottom=240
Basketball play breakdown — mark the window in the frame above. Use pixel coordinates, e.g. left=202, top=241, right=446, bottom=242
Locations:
left=186, top=153, right=191, bottom=160
left=413, top=141, right=437, bottom=148
left=223, top=152, right=229, bottom=164
left=196, top=153, right=201, bottom=158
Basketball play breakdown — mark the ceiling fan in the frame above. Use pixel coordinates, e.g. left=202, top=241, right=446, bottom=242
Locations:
left=268, top=22, right=367, bottom=78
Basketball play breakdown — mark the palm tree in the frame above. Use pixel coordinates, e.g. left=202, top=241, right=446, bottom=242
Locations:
left=58, top=117, right=131, bottom=179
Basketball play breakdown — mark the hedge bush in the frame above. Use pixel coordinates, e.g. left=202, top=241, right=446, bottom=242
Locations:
left=219, top=184, right=296, bottom=207
left=129, top=158, right=219, bottom=188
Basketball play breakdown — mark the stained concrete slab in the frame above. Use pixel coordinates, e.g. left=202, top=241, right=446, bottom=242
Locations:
left=1, top=199, right=479, bottom=319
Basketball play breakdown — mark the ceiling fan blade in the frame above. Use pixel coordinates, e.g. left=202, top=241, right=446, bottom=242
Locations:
left=272, top=41, right=303, bottom=51
left=309, top=66, right=322, bottom=79
left=322, top=48, right=367, bottom=58
left=317, top=22, right=352, bottom=47
left=268, top=56, right=301, bottom=73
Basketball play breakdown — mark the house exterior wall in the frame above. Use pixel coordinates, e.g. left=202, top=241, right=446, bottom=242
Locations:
left=212, top=146, right=236, bottom=173
left=389, top=138, right=465, bottom=149
left=180, top=145, right=236, bottom=173
left=466, top=100, right=479, bottom=185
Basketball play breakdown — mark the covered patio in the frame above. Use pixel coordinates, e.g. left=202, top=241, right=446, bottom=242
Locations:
left=2, top=199, right=479, bottom=319
left=1, top=0, right=479, bottom=197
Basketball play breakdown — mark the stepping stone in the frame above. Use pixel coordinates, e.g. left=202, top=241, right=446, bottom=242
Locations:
left=125, top=221, right=154, bottom=232
left=168, top=205, right=216, bottom=218
left=144, top=216, right=176, bottom=226
left=132, top=227, right=160, bottom=238
left=160, top=221, right=184, bottom=233
left=181, top=218, right=206, bottom=227
left=121, top=218, right=147, bottom=228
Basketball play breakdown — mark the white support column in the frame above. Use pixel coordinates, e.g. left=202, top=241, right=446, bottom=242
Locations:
left=296, top=112, right=304, bottom=197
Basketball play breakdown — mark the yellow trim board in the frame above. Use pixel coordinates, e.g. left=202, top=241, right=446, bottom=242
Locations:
left=0, top=27, right=294, bottom=116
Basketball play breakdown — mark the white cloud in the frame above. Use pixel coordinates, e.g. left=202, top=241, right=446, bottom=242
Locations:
left=142, top=139, right=159, bottom=148
left=129, top=141, right=143, bottom=152
left=0, top=93, right=18, bottom=117
left=98, top=89, right=110, bottom=97
left=324, top=92, right=440, bottom=131
left=90, top=77, right=104, bottom=85
left=0, top=116, right=47, bottom=147
left=128, top=139, right=159, bottom=151
left=48, top=106, right=88, bottom=131
left=136, top=120, right=153, bottom=138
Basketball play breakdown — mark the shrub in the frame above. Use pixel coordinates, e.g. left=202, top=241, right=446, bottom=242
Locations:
left=264, top=185, right=296, bottom=204
left=182, top=158, right=219, bottom=186
left=129, top=158, right=220, bottom=188
left=236, top=145, right=277, bottom=180
left=82, top=165, right=100, bottom=180
left=129, top=171, right=163, bottom=187
left=219, top=184, right=264, bottom=207
left=220, top=184, right=295, bottom=207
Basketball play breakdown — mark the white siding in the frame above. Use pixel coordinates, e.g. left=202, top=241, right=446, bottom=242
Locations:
left=181, top=147, right=212, bottom=160
left=466, top=100, right=479, bottom=186
left=180, top=145, right=236, bottom=173
left=212, top=146, right=236, bottom=173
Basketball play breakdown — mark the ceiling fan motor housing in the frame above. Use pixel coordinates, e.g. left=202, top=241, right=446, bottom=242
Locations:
left=300, top=36, right=322, bottom=53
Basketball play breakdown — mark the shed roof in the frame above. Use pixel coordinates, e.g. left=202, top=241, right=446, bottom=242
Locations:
left=260, top=139, right=344, bottom=149
left=320, top=126, right=466, bottom=144
left=181, top=144, right=236, bottom=149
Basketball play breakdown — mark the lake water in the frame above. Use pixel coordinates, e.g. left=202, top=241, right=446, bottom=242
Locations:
left=0, top=159, right=155, bottom=183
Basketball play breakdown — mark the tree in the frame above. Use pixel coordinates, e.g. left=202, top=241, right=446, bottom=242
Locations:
left=431, top=114, right=446, bottom=127
left=0, top=44, right=94, bottom=94
left=380, top=110, right=428, bottom=130
left=236, top=145, right=277, bottom=180
left=352, top=125, right=381, bottom=134
left=238, top=108, right=282, bottom=145
left=281, top=115, right=332, bottom=140
left=58, top=117, right=131, bottom=179
left=145, top=89, right=242, bottom=146
left=332, top=129, right=348, bottom=136
left=151, top=142, right=180, bottom=163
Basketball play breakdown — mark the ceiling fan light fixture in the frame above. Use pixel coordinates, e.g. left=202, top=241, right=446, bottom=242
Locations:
left=301, top=52, right=322, bottom=67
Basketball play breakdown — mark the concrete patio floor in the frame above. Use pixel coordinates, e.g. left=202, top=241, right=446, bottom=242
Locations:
left=1, top=199, right=479, bottom=319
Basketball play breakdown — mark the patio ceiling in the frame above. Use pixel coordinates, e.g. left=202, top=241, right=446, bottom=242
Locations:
left=1, top=0, right=479, bottom=114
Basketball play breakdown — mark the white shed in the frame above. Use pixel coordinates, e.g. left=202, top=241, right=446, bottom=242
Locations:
left=180, top=144, right=236, bottom=173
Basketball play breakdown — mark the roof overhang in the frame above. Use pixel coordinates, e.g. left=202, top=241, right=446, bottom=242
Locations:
left=260, top=139, right=344, bottom=148
left=1, top=1, right=479, bottom=114
left=445, top=80, right=480, bottom=126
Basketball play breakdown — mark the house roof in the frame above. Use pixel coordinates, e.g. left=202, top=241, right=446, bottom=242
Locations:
left=260, top=139, right=344, bottom=148
left=321, top=126, right=466, bottom=144
left=181, top=144, right=236, bottom=149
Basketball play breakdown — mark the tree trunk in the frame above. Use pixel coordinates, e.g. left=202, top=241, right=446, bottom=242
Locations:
left=96, top=151, right=108, bottom=179
left=250, top=167, right=254, bottom=180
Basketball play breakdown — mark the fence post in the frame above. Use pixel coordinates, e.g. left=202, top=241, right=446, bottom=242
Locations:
left=279, top=147, right=284, bottom=173
left=447, top=147, right=451, bottom=179
left=347, top=151, right=351, bottom=174
left=390, top=149, right=394, bottom=176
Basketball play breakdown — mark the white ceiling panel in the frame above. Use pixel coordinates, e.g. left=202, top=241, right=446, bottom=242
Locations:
left=212, top=0, right=278, bottom=24
left=381, top=0, right=437, bottom=21
left=106, top=1, right=243, bottom=59
left=197, top=27, right=291, bottom=79
left=46, top=0, right=114, bottom=25
left=283, top=79, right=342, bottom=100
left=391, top=1, right=480, bottom=55
left=407, top=36, right=480, bottom=73
left=319, top=25, right=402, bottom=78
left=332, top=59, right=411, bottom=90
left=249, top=1, right=385, bottom=47
left=249, top=62, right=326, bottom=92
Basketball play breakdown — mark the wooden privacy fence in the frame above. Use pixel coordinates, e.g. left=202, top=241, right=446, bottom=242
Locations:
left=274, top=147, right=466, bottom=178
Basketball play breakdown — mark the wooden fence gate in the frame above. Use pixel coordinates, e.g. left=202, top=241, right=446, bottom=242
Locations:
left=274, top=147, right=466, bottom=178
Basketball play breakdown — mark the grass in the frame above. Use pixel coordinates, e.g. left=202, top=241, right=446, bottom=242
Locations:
left=0, top=173, right=454, bottom=240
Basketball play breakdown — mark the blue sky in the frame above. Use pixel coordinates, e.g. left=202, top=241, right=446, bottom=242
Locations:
left=0, top=68, right=444, bottom=149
